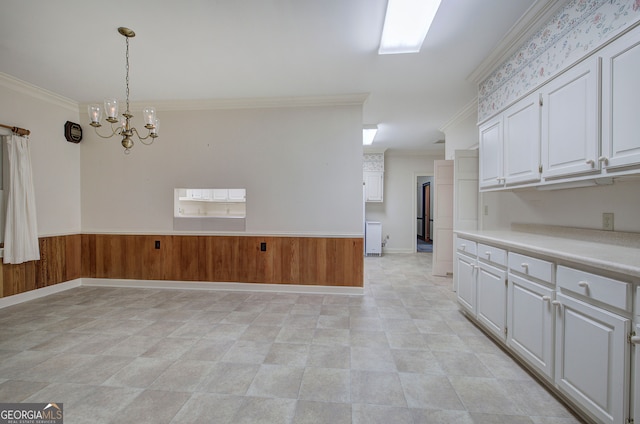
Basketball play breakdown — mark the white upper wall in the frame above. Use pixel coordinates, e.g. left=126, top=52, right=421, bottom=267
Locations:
left=441, top=100, right=478, bottom=160
left=0, top=74, right=81, bottom=237
left=80, top=102, right=364, bottom=235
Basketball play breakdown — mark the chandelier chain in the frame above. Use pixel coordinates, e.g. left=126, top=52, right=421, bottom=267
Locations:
left=125, top=36, right=130, bottom=113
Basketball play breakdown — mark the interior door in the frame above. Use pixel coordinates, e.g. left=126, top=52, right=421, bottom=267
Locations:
left=453, top=150, right=478, bottom=289
left=432, top=160, right=454, bottom=276
left=423, top=183, right=430, bottom=241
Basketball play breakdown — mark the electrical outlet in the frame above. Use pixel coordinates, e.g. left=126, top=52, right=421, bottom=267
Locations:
left=260, top=242, right=267, bottom=252
left=602, top=213, right=614, bottom=231
left=484, top=205, right=489, bottom=216
left=155, top=240, right=160, bottom=249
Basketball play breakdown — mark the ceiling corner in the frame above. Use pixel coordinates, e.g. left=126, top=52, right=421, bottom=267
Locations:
left=467, top=0, right=565, bottom=85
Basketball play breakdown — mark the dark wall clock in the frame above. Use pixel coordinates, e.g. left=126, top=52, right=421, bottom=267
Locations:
left=64, top=121, right=82, bottom=143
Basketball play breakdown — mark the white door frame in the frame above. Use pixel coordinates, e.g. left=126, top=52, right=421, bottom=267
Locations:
left=412, top=171, right=433, bottom=253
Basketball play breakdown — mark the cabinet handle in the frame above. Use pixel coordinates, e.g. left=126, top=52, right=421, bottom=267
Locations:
left=460, top=244, right=466, bottom=250
left=598, top=156, right=609, bottom=165
left=585, top=159, right=595, bottom=167
left=520, top=263, right=529, bottom=271
left=551, top=300, right=562, bottom=307
left=542, top=296, right=551, bottom=302
left=631, top=336, right=640, bottom=345
left=577, top=281, right=589, bottom=288
left=485, top=251, right=491, bottom=257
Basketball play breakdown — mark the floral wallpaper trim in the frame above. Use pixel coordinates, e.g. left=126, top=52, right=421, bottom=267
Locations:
left=478, top=0, right=640, bottom=121
left=363, top=153, right=384, bottom=172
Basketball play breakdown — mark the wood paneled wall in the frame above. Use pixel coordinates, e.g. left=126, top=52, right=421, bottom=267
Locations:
left=1, top=234, right=82, bottom=297
left=1, top=234, right=363, bottom=298
left=82, top=234, right=363, bottom=287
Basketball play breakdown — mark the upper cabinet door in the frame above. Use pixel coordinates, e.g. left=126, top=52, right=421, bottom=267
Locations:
left=479, top=116, right=504, bottom=189
left=364, top=171, right=383, bottom=202
left=601, top=28, right=640, bottom=170
left=503, top=92, right=541, bottom=185
left=541, top=58, right=599, bottom=180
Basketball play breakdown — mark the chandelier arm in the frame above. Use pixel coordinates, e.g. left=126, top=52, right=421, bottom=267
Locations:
left=130, top=126, right=152, bottom=141
left=92, top=124, right=122, bottom=139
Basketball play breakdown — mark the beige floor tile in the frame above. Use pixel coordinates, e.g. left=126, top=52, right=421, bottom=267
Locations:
left=0, top=253, right=583, bottom=423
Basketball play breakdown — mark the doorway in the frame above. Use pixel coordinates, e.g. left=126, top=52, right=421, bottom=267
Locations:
left=416, top=176, right=433, bottom=253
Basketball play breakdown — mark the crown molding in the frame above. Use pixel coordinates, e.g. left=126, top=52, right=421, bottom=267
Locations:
left=439, top=97, right=478, bottom=133
left=79, top=93, right=370, bottom=112
left=0, top=71, right=369, bottom=113
left=0, top=72, right=79, bottom=112
left=467, top=0, right=565, bottom=85
left=363, top=147, right=388, bottom=154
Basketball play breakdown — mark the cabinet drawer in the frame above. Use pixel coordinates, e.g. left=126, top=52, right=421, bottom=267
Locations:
left=456, top=238, right=477, bottom=256
left=508, top=252, right=553, bottom=283
left=557, top=266, right=631, bottom=312
left=478, top=243, right=507, bottom=267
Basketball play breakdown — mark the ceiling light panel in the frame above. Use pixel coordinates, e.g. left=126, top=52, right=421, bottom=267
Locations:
left=363, top=125, right=378, bottom=145
left=378, top=0, right=442, bottom=55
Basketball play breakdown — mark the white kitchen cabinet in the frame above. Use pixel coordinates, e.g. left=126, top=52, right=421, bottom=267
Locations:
left=455, top=238, right=477, bottom=315
left=507, top=273, right=555, bottom=380
left=554, top=291, right=630, bottom=424
left=209, top=189, right=246, bottom=202
left=188, top=188, right=202, bottom=199
left=364, top=171, right=384, bottom=202
left=227, top=189, right=246, bottom=202
left=541, top=57, right=599, bottom=180
left=476, top=243, right=507, bottom=340
left=503, top=92, right=541, bottom=185
left=600, top=27, right=640, bottom=171
left=478, top=116, right=504, bottom=189
left=212, top=189, right=228, bottom=201
left=476, top=261, right=507, bottom=341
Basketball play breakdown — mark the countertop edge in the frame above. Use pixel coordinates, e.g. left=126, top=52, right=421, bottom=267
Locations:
left=455, top=229, right=640, bottom=280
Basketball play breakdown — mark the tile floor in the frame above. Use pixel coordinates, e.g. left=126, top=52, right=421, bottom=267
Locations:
left=0, top=253, right=584, bottom=423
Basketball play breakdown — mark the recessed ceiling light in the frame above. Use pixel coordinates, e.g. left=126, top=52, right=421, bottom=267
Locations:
left=363, top=125, right=378, bottom=145
left=378, top=0, right=442, bottom=55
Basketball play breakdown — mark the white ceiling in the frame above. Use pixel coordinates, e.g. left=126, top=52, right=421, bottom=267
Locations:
left=0, top=0, right=540, bottom=153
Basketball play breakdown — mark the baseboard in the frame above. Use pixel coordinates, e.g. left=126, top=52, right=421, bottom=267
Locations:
left=383, top=248, right=415, bottom=254
left=0, top=277, right=363, bottom=310
left=0, top=279, right=82, bottom=309
left=82, top=278, right=364, bottom=296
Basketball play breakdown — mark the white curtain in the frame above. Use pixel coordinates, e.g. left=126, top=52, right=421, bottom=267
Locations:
left=3, top=134, right=40, bottom=264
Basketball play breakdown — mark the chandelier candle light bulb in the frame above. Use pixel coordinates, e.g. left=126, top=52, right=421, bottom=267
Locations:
left=87, top=27, right=159, bottom=154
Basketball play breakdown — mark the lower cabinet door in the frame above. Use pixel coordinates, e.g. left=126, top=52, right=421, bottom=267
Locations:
left=507, top=274, right=554, bottom=379
left=554, top=293, right=630, bottom=424
left=455, top=253, right=476, bottom=315
left=476, top=262, right=507, bottom=340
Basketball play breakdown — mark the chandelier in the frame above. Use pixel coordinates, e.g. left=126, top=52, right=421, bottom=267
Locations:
left=88, top=27, right=159, bottom=154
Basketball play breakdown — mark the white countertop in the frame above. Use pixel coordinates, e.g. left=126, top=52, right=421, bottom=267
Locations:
left=455, top=226, right=640, bottom=280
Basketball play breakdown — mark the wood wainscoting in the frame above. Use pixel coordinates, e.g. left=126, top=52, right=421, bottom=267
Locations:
left=1, top=234, right=364, bottom=298
left=1, top=234, right=82, bottom=298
